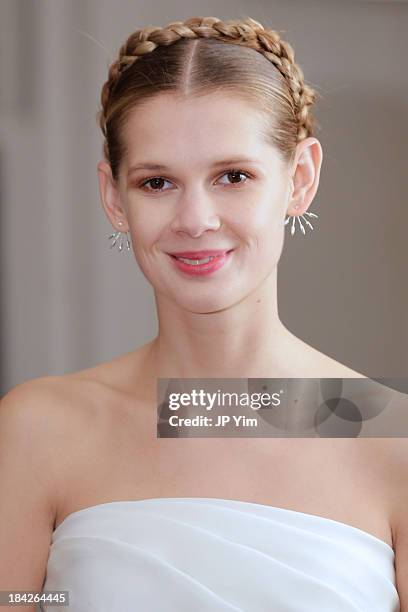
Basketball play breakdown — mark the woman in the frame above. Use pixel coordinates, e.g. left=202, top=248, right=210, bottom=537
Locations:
left=0, top=15, right=406, bottom=611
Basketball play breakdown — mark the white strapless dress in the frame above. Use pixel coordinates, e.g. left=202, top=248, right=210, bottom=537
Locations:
left=41, top=497, right=400, bottom=611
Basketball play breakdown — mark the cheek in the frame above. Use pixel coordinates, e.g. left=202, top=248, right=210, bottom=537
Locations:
left=239, top=194, right=285, bottom=264
left=126, top=223, right=157, bottom=275
left=231, top=193, right=283, bottom=237
left=128, top=214, right=159, bottom=248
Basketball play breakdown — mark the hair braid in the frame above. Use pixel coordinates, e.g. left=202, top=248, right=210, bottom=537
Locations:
left=98, top=16, right=319, bottom=178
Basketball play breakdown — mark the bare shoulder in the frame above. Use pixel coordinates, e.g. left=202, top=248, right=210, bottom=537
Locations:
left=1, top=372, right=106, bottom=431
left=1, top=374, right=77, bottom=433
left=328, top=360, right=366, bottom=378
left=0, top=376, right=71, bottom=504
left=0, top=369, right=130, bottom=513
left=0, top=367, right=133, bottom=474
left=389, top=438, right=408, bottom=611
left=313, top=347, right=367, bottom=378
left=285, top=330, right=366, bottom=378
left=0, top=339, right=153, bottom=444
left=0, top=375, right=100, bottom=480
left=0, top=372, right=136, bottom=592
left=307, top=349, right=366, bottom=379
left=382, top=437, right=408, bottom=522
left=66, top=341, right=155, bottom=396
left=0, top=376, right=86, bottom=591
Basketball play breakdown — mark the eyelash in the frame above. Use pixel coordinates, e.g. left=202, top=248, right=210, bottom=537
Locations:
left=138, top=168, right=253, bottom=193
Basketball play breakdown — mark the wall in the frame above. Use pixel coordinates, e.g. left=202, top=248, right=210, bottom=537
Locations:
left=0, top=0, right=407, bottom=393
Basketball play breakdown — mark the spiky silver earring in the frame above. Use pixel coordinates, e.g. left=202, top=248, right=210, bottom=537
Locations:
left=108, top=221, right=131, bottom=252
left=284, top=206, right=318, bottom=236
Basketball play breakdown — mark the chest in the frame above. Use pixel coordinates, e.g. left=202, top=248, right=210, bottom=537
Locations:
left=71, top=405, right=393, bottom=548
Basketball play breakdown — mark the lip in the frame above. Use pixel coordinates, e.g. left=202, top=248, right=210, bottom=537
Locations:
left=167, top=249, right=233, bottom=258
left=167, top=249, right=235, bottom=276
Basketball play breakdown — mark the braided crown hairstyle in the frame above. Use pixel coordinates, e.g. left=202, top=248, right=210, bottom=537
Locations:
left=97, top=16, right=319, bottom=182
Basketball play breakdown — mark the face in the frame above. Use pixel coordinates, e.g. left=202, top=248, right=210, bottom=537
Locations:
left=100, top=92, right=303, bottom=313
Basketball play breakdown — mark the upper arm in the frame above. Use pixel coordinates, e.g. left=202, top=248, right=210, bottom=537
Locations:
left=390, top=440, right=408, bottom=610
left=0, top=378, right=65, bottom=610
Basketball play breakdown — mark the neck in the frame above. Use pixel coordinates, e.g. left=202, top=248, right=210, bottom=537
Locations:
left=149, top=272, right=298, bottom=379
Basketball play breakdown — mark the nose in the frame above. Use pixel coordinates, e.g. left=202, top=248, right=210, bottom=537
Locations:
left=169, top=188, right=222, bottom=237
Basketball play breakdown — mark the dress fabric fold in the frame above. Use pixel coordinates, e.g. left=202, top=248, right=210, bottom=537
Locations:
left=41, top=497, right=400, bottom=612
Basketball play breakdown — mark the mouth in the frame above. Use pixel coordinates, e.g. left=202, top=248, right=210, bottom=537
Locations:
left=166, top=249, right=235, bottom=275
left=167, top=249, right=234, bottom=261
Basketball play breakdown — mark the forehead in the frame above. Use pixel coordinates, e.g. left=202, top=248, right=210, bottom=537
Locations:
left=122, top=92, right=277, bottom=168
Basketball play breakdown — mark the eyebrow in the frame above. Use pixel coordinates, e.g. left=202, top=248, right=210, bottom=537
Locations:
left=127, top=157, right=262, bottom=176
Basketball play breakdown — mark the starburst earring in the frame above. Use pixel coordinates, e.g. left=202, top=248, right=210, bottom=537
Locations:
left=284, top=206, right=318, bottom=236
left=108, top=221, right=131, bottom=252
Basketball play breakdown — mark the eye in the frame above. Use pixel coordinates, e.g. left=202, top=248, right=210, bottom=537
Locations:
left=140, top=177, right=173, bottom=192
left=140, top=168, right=252, bottom=192
left=217, top=169, right=251, bottom=187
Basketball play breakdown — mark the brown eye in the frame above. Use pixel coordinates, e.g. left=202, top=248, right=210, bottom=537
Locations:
left=217, top=169, right=250, bottom=186
left=139, top=169, right=252, bottom=192
left=141, top=177, right=171, bottom=191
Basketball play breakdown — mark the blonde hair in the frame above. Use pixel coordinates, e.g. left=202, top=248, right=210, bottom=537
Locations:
left=97, top=15, right=319, bottom=181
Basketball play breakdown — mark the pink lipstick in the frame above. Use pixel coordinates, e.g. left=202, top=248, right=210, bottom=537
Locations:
left=167, top=249, right=234, bottom=276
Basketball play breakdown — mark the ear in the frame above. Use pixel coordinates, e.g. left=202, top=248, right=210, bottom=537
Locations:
left=286, top=138, right=323, bottom=216
left=97, top=161, right=129, bottom=231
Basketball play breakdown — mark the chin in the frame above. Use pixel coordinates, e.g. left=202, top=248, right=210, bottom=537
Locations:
left=177, top=295, right=235, bottom=315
